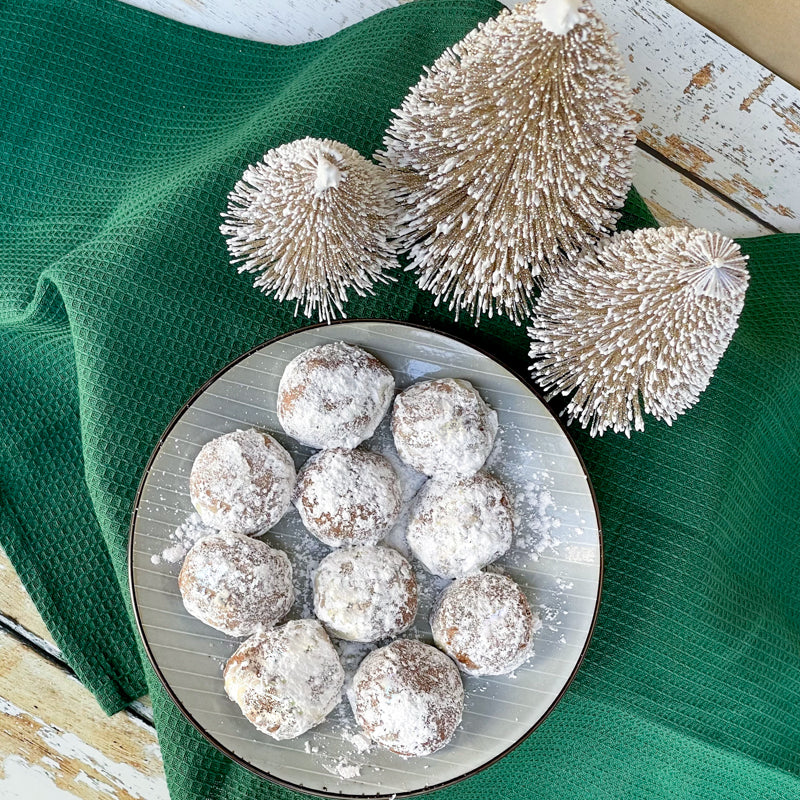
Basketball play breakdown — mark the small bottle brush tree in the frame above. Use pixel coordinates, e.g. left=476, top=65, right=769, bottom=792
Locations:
left=528, top=227, right=750, bottom=436
left=221, top=137, right=398, bottom=323
left=378, top=0, right=637, bottom=324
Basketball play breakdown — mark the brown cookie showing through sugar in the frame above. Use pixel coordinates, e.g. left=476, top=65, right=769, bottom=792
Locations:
left=431, top=572, right=536, bottom=676
left=277, top=342, right=395, bottom=450
left=406, top=471, right=514, bottom=578
left=391, top=378, right=498, bottom=479
left=224, top=619, right=344, bottom=740
left=294, top=448, right=402, bottom=547
left=178, top=530, right=294, bottom=637
left=349, top=638, right=464, bottom=757
left=189, top=428, right=295, bottom=535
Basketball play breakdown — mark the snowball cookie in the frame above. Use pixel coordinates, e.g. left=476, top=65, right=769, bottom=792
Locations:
left=277, top=342, right=395, bottom=450
left=189, top=428, right=295, bottom=535
left=224, top=619, right=345, bottom=740
left=406, top=471, right=514, bottom=578
left=294, top=448, right=402, bottom=547
left=349, top=639, right=464, bottom=757
left=431, top=572, right=535, bottom=676
left=391, top=378, right=498, bottom=478
left=178, top=531, right=294, bottom=637
left=313, top=545, right=418, bottom=642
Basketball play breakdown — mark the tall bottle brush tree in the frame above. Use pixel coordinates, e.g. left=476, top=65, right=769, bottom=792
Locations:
left=379, top=0, right=638, bottom=324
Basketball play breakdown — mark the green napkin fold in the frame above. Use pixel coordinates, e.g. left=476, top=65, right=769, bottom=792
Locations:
left=1, top=0, right=798, bottom=798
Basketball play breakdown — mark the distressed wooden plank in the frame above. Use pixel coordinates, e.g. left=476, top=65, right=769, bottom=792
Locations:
left=120, top=0, right=405, bottom=43
left=0, top=547, right=155, bottom=726
left=634, top=148, right=774, bottom=237
left=0, top=631, right=168, bottom=800
left=668, top=0, right=800, bottom=88
left=592, top=0, right=800, bottom=232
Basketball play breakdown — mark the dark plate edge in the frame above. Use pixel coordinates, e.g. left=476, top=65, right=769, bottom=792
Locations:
left=127, top=318, right=604, bottom=800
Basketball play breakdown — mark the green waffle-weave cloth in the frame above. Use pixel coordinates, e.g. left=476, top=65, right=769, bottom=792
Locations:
left=2, top=0, right=799, bottom=798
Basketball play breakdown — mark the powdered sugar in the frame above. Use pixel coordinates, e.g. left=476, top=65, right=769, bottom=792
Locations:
left=178, top=530, right=294, bottom=637
left=431, top=572, right=536, bottom=675
left=189, top=428, right=295, bottom=534
left=391, top=378, right=498, bottom=479
left=224, top=619, right=344, bottom=740
left=349, top=639, right=464, bottom=757
left=406, top=472, right=514, bottom=578
left=150, top=513, right=213, bottom=566
left=510, top=475, right=562, bottom=559
left=313, top=546, right=417, bottom=642
left=277, top=342, right=395, bottom=450
left=294, top=448, right=402, bottom=547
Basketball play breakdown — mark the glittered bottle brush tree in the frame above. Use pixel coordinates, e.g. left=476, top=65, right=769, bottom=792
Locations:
left=217, top=1, right=749, bottom=441
left=528, top=227, right=750, bottom=436
left=377, top=0, right=638, bottom=324
left=221, top=137, right=399, bottom=324
left=219, top=0, right=638, bottom=325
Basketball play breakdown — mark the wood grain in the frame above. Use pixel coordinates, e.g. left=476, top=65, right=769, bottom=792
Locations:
left=0, top=631, right=168, bottom=800
left=594, top=0, right=800, bottom=232
left=668, top=0, right=800, bottom=88
left=633, top=148, right=774, bottom=237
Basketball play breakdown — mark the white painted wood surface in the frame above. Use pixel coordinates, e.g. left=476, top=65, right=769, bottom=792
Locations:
left=0, top=628, right=168, bottom=800
left=594, top=0, right=800, bottom=232
left=121, top=0, right=404, bottom=43
left=0, top=549, right=164, bottom=799
left=4, top=1, right=798, bottom=797
left=633, top=149, right=774, bottom=236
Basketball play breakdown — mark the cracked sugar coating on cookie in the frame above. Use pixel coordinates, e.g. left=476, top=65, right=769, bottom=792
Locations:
left=391, top=378, right=497, bottom=478
left=406, top=471, right=513, bottom=578
left=189, top=428, right=295, bottom=535
left=178, top=530, right=294, bottom=637
left=294, top=448, right=402, bottom=547
left=224, top=619, right=344, bottom=740
left=349, top=639, right=464, bottom=756
left=313, top=545, right=418, bottom=642
left=277, top=342, right=395, bottom=450
left=431, top=572, right=535, bottom=676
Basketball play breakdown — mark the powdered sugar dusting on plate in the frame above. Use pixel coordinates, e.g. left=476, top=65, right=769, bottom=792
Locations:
left=151, top=513, right=214, bottom=566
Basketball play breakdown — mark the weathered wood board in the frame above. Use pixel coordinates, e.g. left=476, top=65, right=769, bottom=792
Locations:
left=0, top=631, right=167, bottom=800
left=634, top=148, right=774, bottom=237
left=0, top=547, right=162, bottom=798
left=594, top=0, right=800, bottom=231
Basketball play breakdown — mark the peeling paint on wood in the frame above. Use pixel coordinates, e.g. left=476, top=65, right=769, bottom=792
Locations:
left=633, top=148, right=773, bottom=237
left=684, top=62, right=714, bottom=94
left=0, top=544, right=157, bottom=744
left=740, top=74, right=775, bottom=112
left=592, top=0, right=800, bottom=231
left=0, top=632, right=167, bottom=800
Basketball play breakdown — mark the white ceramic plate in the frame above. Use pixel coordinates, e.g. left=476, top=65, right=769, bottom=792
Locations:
left=129, top=320, right=602, bottom=798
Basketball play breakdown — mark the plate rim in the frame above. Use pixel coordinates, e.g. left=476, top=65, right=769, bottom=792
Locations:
left=128, top=318, right=604, bottom=800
